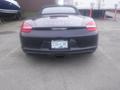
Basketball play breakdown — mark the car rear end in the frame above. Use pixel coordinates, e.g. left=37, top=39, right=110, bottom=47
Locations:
left=20, top=19, right=98, bottom=55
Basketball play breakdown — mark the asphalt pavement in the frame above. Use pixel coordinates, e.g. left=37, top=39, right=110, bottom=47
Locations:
left=0, top=19, right=120, bottom=90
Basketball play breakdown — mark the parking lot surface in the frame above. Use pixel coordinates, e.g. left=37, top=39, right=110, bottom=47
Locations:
left=0, top=19, right=120, bottom=90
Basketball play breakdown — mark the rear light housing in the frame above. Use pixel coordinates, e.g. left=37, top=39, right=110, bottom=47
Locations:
left=86, top=21, right=97, bottom=31
left=21, top=22, right=32, bottom=33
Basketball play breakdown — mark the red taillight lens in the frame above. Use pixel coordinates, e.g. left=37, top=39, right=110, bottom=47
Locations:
left=87, top=27, right=96, bottom=31
left=86, top=21, right=97, bottom=31
left=21, top=22, right=32, bottom=33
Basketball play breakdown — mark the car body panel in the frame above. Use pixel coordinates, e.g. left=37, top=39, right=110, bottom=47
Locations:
left=0, top=0, right=20, bottom=13
left=21, top=28, right=97, bottom=38
left=25, top=15, right=94, bottom=28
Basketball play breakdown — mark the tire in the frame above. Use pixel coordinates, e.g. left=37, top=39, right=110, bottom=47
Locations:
left=15, top=13, right=22, bottom=20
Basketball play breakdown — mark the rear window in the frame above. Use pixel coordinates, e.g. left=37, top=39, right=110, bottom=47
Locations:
left=41, top=7, right=77, bottom=14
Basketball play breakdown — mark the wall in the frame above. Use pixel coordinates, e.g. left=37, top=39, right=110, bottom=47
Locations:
left=16, top=0, right=56, bottom=11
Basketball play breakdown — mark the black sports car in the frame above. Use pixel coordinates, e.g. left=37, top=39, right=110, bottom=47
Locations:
left=20, top=5, right=98, bottom=55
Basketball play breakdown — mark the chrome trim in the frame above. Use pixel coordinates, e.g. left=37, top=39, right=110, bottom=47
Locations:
left=0, top=9, right=19, bottom=13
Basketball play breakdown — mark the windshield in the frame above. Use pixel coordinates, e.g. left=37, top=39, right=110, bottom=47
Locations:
left=41, top=6, right=77, bottom=14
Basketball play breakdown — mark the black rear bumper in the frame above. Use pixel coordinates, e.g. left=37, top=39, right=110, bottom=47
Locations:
left=22, top=46, right=97, bottom=55
left=20, top=28, right=98, bottom=55
left=21, top=34, right=98, bottom=55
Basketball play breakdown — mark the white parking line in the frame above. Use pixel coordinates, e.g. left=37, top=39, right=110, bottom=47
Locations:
left=1, top=46, right=19, bottom=60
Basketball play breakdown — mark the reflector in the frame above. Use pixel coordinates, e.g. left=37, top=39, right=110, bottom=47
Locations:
left=21, top=22, right=32, bottom=33
left=86, top=21, right=97, bottom=31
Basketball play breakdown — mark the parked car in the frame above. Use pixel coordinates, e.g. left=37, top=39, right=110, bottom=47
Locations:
left=0, top=0, right=21, bottom=21
left=20, top=5, right=98, bottom=55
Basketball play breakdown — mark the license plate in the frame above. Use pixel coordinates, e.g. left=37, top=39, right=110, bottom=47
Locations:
left=51, top=40, right=68, bottom=49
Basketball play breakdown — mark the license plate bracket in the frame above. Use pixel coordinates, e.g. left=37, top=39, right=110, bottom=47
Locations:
left=51, top=40, right=68, bottom=49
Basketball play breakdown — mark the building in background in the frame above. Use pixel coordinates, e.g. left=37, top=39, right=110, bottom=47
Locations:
left=57, top=0, right=73, bottom=5
left=16, top=0, right=56, bottom=11
left=59, top=0, right=120, bottom=17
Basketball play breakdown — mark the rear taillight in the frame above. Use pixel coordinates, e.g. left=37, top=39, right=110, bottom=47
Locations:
left=21, top=22, right=32, bottom=33
left=86, top=21, right=97, bottom=31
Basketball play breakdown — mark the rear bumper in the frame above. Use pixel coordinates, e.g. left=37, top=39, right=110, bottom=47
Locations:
left=22, top=46, right=97, bottom=55
left=20, top=30, right=98, bottom=55
left=21, top=36, right=98, bottom=55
